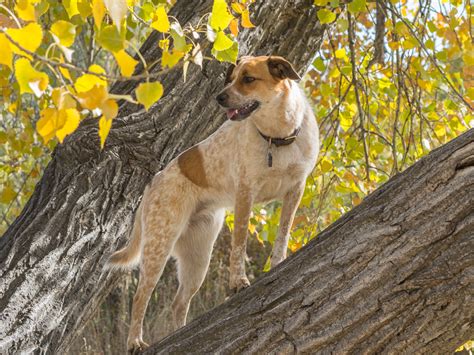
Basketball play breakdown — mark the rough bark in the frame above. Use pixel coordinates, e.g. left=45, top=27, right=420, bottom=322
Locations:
left=143, top=129, right=474, bottom=354
left=0, top=0, right=325, bottom=353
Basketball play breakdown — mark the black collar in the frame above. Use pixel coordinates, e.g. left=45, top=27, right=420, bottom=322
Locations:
left=258, top=127, right=301, bottom=147
left=257, top=127, right=301, bottom=167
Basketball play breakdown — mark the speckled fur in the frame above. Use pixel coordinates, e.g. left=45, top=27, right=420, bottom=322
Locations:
left=108, top=56, right=320, bottom=352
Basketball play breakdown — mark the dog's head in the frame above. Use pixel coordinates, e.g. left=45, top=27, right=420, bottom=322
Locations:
left=215, top=56, right=300, bottom=121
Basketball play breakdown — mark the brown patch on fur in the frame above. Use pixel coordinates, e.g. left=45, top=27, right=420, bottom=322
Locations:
left=178, top=146, right=209, bottom=188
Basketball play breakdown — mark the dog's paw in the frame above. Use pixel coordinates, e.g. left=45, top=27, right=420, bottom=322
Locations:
left=127, top=338, right=149, bottom=354
left=230, top=275, right=250, bottom=293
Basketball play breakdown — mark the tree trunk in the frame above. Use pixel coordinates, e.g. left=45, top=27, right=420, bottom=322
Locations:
left=0, top=1, right=326, bottom=353
left=143, top=129, right=474, bottom=354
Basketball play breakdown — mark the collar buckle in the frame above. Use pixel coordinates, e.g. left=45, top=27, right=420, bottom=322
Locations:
left=258, top=127, right=301, bottom=168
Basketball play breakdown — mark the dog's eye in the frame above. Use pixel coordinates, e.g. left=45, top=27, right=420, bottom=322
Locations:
left=242, top=76, right=256, bottom=84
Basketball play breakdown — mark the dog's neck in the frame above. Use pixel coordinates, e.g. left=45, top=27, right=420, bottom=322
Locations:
left=251, top=80, right=305, bottom=139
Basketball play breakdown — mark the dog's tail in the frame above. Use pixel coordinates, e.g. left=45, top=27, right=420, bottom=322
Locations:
left=106, top=200, right=144, bottom=270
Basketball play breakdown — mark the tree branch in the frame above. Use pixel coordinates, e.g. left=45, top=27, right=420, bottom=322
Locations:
left=145, top=128, right=474, bottom=354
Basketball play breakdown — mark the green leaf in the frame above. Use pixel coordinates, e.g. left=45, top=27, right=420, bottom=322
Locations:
left=317, top=9, right=336, bottom=24
left=347, top=0, right=366, bottom=13
left=313, top=57, right=326, bottom=72
left=136, top=82, right=164, bottom=111
left=337, top=17, right=348, bottom=31
left=210, top=0, right=233, bottom=31
left=170, top=22, right=187, bottom=52
left=212, top=41, right=238, bottom=63
left=96, top=24, right=124, bottom=52
left=213, top=31, right=234, bottom=51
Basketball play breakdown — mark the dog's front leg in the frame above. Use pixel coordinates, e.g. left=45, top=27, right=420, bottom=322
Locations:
left=271, top=182, right=305, bottom=268
left=229, top=187, right=252, bottom=292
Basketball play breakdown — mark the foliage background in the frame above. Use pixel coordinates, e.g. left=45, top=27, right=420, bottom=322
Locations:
left=0, top=0, right=472, bottom=352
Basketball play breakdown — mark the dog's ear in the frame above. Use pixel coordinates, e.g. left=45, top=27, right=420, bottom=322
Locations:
left=225, top=64, right=235, bottom=84
left=267, top=57, right=301, bottom=81
left=225, top=59, right=240, bottom=84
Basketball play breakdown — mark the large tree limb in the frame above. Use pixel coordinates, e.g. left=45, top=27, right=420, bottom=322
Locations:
left=0, top=0, right=326, bottom=353
left=145, top=129, right=474, bottom=354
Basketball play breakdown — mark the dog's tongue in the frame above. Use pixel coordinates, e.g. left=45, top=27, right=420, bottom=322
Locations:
left=226, top=109, right=239, bottom=120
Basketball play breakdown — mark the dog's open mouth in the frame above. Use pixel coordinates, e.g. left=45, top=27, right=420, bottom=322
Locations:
left=226, top=101, right=260, bottom=121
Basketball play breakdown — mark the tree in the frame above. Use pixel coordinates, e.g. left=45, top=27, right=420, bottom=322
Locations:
left=143, top=127, right=474, bottom=354
left=1, top=0, right=472, bottom=353
left=0, top=0, right=327, bottom=353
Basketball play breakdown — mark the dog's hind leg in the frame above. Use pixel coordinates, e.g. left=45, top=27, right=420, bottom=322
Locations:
left=127, top=230, right=178, bottom=352
left=127, top=185, right=194, bottom=352
left=171, top=208, right=225, bottom=331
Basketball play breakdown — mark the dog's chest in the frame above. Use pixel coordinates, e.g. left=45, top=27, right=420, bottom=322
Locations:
left=248, top=150, right=308, bottom=203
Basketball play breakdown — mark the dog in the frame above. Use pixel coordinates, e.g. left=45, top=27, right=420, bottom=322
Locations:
left=108, top=55, right=320, bottom=352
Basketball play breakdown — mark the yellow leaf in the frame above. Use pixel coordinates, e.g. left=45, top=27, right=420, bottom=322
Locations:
left=6, top=23, right=43, bottom=58
left=92, top=0, right=106, bottom=28
left=213, top=31, right=234, bottom=51
left=248, top=222, right=256, bottom=235
left=0, top=34, right=13, bottom=69
left=229, top=18, right=239, bottom=37
left=101, top=99, right=118, bottom=120
left=15, top=58, right=49, bottom=96
left=103, top=0, right=127, bottom=30
left=335, top=48, right=346, bottom=59
left=37, top=108, right=58, bottom=143
left=210, top=0, right=233, bottom=31
left=76, top=84, right=108, bottom=109
left=75, top=64, right=107, bottom=92
left=231, top=2, right=244, bottom=14
left=59, top=56, right=72, bottom=80
left=340, top=114, right=352, bottom=131
left=77, top=0, right=92, bottom=18
left=162, top=50, right=184, bottom=69
left=0, top=186, right=16, bottom=204
left=402, top=37, right=417, bottom=50
left=151, top=6, right=170, bottom=33
left=37, top=107, right=81, bottom=143
left=241, top=9, right=254, bottom=28
left=52, top=87, right=76, bottom=110
left=388, top=40, right=399, bottom=50
left=51, top=20, right=76, bottom=47
left=320, top=157, right=332, bottom=173
left=15, top=0, right=36, bottom=22
left=159, top=38, right=170, bottom=51
left=63, top=0, right=79, bottom=18
left=135, top=81, right=163, bottom=111
left=434, top=123, right=446, bottom=138
left=98, top=115, right=112, bottom=148
left=113, top=49, right=138, bottom=77
left=56, top=108, right=80, bottom=143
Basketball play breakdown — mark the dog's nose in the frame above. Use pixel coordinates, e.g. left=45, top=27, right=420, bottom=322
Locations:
left=216, top=92, right=228, bottom=105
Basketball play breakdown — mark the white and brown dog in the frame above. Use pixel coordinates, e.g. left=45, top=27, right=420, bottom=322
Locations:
left=108, top=55, right=319, bottom=351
